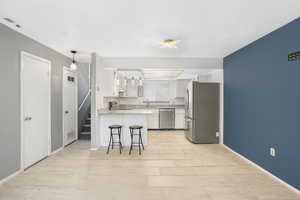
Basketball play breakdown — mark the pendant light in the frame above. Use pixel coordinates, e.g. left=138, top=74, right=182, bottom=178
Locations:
left=70, top=50, right=77, bottom=70
left=131, top=76, right=135, bottom=86
left=138, top=77, right=143, bottom=86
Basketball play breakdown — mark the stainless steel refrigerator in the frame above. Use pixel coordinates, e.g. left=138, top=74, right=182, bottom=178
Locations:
left=184, top=81, right=220, bottom=144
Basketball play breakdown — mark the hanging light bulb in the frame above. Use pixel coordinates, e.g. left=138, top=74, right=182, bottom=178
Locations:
left=124, top=77, right=127, bottom=87
left=138, top=77, right=143, bottom=86
left=70, top=50, right=77, bottom=70
left=131, top=76, right=135, bottom=86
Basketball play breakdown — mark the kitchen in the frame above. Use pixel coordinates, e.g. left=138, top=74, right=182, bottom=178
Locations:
left=92, top=65, right=223, bottom=151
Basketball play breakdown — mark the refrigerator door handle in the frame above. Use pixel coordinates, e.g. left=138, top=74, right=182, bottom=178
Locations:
left=185, top=117, right=194, bottom=122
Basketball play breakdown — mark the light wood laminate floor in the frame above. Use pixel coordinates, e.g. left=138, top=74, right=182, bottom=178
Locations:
left=0, top=131, right=299, bottom=200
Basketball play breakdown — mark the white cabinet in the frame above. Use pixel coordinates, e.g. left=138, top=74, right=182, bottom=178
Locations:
left=101, top=69, right=115, bottom=97
left=143, top=80, right=172, bottom=101
left=169, top=80, right=177, bottom=99
left=175, top=108, right=185, bottom=129
left=147, top=108, right=185, bottom=129
left=176, top=79, right=190, bottom=98
left=147, top=109, right=159, bottom=129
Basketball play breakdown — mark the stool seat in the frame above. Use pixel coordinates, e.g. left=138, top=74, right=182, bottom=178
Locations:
left=109, top=125, right=122, bottom=129
left=129, top=125, right=143, bottom=129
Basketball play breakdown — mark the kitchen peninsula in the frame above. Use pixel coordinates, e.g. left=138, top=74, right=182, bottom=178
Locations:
left=94, top=109, right=152, bottom=148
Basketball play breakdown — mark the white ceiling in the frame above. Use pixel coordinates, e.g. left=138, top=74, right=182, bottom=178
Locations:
left=0, top=0, right=299, bottom=60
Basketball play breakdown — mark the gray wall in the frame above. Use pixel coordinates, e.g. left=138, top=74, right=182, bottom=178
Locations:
left=0, top=23, right=71, bottom=180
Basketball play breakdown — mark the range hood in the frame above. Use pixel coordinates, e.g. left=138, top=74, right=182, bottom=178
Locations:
left=142, top=69, right=183, bottom=80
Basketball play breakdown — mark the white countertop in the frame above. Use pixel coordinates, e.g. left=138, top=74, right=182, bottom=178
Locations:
left=98, top=109, right=152, bottom=115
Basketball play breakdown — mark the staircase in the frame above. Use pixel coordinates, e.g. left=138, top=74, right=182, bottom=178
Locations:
left=79, top=112, right=91, bottom=140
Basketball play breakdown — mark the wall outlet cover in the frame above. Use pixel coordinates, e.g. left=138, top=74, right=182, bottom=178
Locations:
left=270, top=147, right=276, bottom=157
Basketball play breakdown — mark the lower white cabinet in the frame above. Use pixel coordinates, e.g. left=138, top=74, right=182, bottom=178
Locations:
left=147, top=108, right=185, bottom=129
left=175, top=109, right=185, bottom=129
left=147, top=109, right=159, bottom=129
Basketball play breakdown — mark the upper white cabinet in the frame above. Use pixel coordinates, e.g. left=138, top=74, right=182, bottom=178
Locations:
left=175, top=79, right=190, bottom=98
left=143, top=80, right=172, bottom=101
left=101, top=69, right=115, bottom=97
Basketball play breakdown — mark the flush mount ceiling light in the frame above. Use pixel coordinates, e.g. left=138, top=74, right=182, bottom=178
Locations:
left=160, top=39, right=180, bottom=48
left=70, top=50, right=77, bottom=70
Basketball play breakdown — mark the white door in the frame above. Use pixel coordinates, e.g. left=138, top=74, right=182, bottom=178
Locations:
left=22, top=52, right=51, bottom=169
left=63, top=68, right=77, bottom=146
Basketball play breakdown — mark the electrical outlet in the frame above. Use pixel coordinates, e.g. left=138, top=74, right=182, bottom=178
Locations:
left=270, top=147, right=276, bottom=157
left=216, top=131, right=220, bottom=137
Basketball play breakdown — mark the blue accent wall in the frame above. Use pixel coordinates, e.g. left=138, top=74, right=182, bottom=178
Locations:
left=224, top=18, right=300, bottom=190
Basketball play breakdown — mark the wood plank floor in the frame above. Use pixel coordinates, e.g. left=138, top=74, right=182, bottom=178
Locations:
left=0, top=131, right=299, bottom=200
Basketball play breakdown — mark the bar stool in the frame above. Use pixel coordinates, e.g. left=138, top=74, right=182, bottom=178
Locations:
left=129, top=125, right=144, bottom=155
left=107, top=125, right=122, bottom=154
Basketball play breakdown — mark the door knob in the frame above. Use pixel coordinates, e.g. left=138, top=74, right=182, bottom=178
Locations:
left=65, top=111, right=69, bottom=114
left=24, top=116, right=32, bottom=121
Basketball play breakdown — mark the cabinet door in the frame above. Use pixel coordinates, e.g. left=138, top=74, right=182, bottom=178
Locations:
left=175, top=109, right=185, bottom=129
left=102, top=69, right=115, bottom=96
left=175, top=114, right=185, bottom=129
left=147, top=110, right=159, bottom=129
left=176, top=79, right=190, bottom=98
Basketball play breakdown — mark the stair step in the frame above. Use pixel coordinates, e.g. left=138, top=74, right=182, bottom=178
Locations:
left=82, top=124, right=90, bottom=127
left=80, top=132, right=91, bottom=135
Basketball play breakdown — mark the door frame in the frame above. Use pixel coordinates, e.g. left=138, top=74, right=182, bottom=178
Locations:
left=62, top=66, right=78, bottom=146
left=20, top=51, right=52, bottom=171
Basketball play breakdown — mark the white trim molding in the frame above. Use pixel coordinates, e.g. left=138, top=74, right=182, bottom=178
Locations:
left=50, top=147, right=63, bottom=156
left=0, top=170, right=22, bottom=185
left=223, top=144, right=300, bottom=195
left=1, top=146, right=63, bottom=185
left=102, top=57, right=223, bottom=69
left=62, top=66, right=78, bottom=147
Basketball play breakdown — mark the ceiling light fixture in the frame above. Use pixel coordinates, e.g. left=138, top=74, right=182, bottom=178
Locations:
left=131, top=77, right=135, bottom=86
left=70, top=50, right=77, bottom=70
left=160, top=39, right=180, bottom=48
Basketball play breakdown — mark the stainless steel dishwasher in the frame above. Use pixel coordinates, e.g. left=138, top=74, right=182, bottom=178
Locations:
left=159, top=108, right=175, bottom=129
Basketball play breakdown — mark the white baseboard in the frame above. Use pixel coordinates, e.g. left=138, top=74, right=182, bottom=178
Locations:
left=0, top=146, right=63, bottom=185
left=90, top=148, right=99, bottom=151
left=50, top=146, right=63, bottom=155
left=223, top=144, right=300, bottom=195
left=0, top=170, right=22, bottom=185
